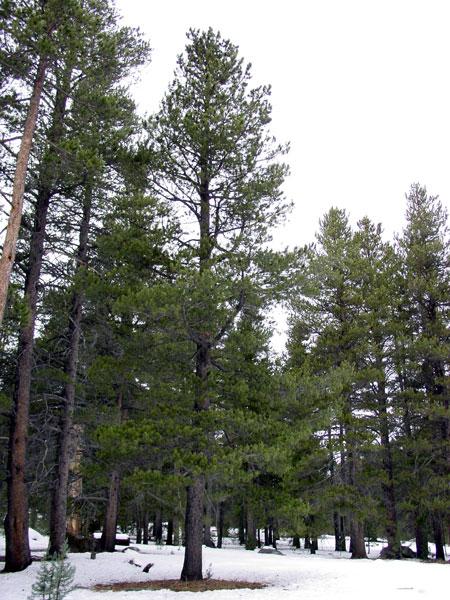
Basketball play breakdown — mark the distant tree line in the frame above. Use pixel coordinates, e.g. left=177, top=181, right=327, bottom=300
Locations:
left=0, top=0, right=448, bottom=580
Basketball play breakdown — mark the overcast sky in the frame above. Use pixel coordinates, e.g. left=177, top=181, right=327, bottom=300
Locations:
left=116, top=0, right=450, bottom=349
left=116, top=0, right=450, bottom=247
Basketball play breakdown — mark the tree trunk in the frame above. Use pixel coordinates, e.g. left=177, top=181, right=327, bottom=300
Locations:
left=334, top=512, right=346, bottom=551
left=0, top=55, right=48, bottom=329
left=203, top=508, right=215, bottom=548
left=136, top=521, right=142, bottom=544
left=49, top=178, right=91, bottom=556
left=180, top=474, right=205, bottom=581
left=166, top=518, right=173, bottom=545
left=238, top=506, right=245, bottom=545
left=415, top=512, right=429, bottom=560
left=173, top=517, right=180, bottom=546
left=245, top=507, right=257, bottom=550
left=376, top=369, right=400, bottom=558
left=4, top=61, right=71, bottom=569
left=304, top=536, right=311, bottom=549
left=293, top=535, right=300, bottom=549
left=217, top=501, right=224, bottom=549
left=432, top=514, right=445, bottom=561
left=154, top=509, right=163, bottom=544
left=100, top=470, right=120, bottom=552
left=350, top=519, right=367, bottom=559
left=143, top=512, right=149, bottom=545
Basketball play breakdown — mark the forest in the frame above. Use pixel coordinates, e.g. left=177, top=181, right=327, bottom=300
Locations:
left=0, top=0, right=448, bottom=585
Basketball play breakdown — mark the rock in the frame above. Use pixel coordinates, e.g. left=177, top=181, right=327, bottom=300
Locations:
left=401, top=546, right=417, bottom=559
left=258, top=547, right=284, bottom=555
left=380, top=545, right=417, bottom=559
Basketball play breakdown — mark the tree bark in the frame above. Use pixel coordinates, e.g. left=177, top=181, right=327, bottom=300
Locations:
left=143, top=512, right=149, bottom=545
left=350, top=519, right=367, bottom=559
left=415, top=512, right=428, bottom=560
left=203, top=501, right=215, bottom=548
left=166, top=518, right=173, bottom=545
left=432, top=515, right=445, bottom=561
left=180, top=474, right=205, bottom=580
left=217, top=501, right=224, bottom=549
left=0, top=56, right=48, bottom=329
left=376, top=363, right=400, bottom=558
left=3, top=65, right=72, bottom=570
left=100, top=470, right=120, bottom=552
left=49, top=178, right=91, bottom=555
left=245, top=506, right=257, bottom=550
left=334, top=512, right=346, bottom=551
left=154, top=509, right=163, bottom=544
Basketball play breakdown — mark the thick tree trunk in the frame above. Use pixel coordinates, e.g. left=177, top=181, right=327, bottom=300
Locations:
left=293, top=535, right=300, bottom=549
left=432, top=515, right=445, bottom=561
left=415, top=512, right=429, bottom=560
left=245, top=507, right=257, bottom=550
left=4, top=63, right=71, bottom=569
left=4, top=153, right=51, bottom=574
left=154, top=509, right=163, bottom=544
left=310, top=536, right=318, bottom=554
left=350, top=519, right=367, bottom=559
left=100, top=470, right=120, bottom=552
left=334, top=512, right=346, bottom=551
left=0, top=56, right=48, bottom=329
left=49, top=179, right=91, bottom=556
left=180, top=474, right=205, bottom=581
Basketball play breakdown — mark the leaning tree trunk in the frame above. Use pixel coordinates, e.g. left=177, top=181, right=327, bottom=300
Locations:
left=3, top=81, right=72, bottom=572
left=0, top=56, right=48, bottom=330
left=49, top=178, right=91, bottom=556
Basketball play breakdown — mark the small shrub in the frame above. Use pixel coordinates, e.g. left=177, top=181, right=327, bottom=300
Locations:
left=28, top=543, right=75, bottom=600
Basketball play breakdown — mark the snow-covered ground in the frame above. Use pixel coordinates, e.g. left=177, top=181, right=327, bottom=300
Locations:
left=0, top=530, right=448, bottom=600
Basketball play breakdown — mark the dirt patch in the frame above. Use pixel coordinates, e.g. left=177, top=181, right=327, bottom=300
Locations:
left=93, top=579, right=267, bottom=592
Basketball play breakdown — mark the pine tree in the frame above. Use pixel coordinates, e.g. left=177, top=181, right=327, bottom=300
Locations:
left=28, top=544, right=75, bottom=600
left=148, top=28, right=290, bottom=580
left=396, top=184, right=449, bottom=560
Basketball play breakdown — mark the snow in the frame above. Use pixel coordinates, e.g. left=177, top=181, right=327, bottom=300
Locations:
left=0, top=530, right=448, bottom=600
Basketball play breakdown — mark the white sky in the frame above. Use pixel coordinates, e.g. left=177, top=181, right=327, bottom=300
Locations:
left=116, top=0, right=450, bottom=350
left=116, top=0, right=450, bottom=248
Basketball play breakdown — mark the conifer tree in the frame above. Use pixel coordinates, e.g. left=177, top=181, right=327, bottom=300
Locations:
left=148, top=28, right=290, bottom=580
left=396, top=184, right=449, bottom=560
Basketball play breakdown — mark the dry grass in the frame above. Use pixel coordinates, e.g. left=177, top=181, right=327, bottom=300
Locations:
left=93, top=579, right=267, bottom=593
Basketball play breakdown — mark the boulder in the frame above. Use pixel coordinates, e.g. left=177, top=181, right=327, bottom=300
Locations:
left=380, top=545, right=417, bottom=559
